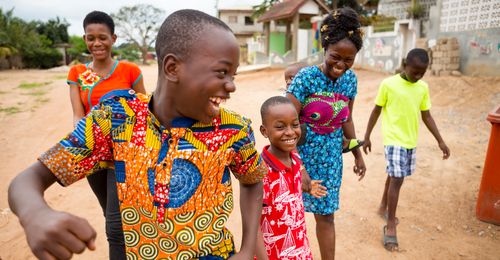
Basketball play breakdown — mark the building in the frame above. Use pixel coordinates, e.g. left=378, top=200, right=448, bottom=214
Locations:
left=218, top=6, right=264, bottom=64
left=378, top=0, right=437, bottom=19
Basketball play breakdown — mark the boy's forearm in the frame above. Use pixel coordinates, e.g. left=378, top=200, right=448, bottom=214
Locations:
left=364, top=107, right=381, bottom=139
left=422, top=111, right=445, bottom=143
left=8, top=161, right=57, bottom=224
left=238, top=181, right=263, bottom=255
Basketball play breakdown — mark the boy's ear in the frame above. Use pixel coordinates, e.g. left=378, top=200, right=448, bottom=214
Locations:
left=260, top=125, right=268, bottom=138
left=162, top=54, right=181, bottom=82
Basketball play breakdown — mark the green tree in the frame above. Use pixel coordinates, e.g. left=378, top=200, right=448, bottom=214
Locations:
left=111, top=4, right=165, bottom=64
left=36, top=17, right=70, bottom=45
left=0, top=8, right=62, bottom=69
left=67, top=35, right=88, bottom=62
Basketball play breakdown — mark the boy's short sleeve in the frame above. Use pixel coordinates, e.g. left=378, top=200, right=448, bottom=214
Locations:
left=420, top=85, right=431, bottom=111
left=229, top=119, right=267, bottom=185
left=374, top=80, right=388, bottom=107
left=38, top=106, right=114, bottom=186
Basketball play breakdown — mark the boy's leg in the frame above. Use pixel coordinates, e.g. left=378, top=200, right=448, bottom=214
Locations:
left=106, top=170, right=126, bottom=260
left=386, top=176, right=404, bottom=234
left=378, top=175, right=390, bottom=216
left=314, top=213, right=335, bottom=260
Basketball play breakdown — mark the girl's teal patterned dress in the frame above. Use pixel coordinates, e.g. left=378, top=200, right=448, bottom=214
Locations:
left=287, top=65, right=357, bottom=215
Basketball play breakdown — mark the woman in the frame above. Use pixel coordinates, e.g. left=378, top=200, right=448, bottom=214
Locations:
left=286, top=7, right=366, bottom=259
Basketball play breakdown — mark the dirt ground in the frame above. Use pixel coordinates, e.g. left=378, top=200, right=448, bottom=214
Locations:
left=0, top=65, right=499, bottom=259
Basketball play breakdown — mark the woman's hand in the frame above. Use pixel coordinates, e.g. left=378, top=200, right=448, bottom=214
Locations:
left=353, top=157, right=366, bottom=181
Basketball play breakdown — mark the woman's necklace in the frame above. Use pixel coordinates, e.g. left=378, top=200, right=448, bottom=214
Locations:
left=89, top=60, right=116, bottom=81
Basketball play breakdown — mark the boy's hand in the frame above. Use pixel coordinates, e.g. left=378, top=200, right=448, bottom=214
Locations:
left=439, top=141, right=450, bottom=159
left=22, top=208, right=96, bottom=260
left=362, top=138, right=372, bottom=154
left=310, top=180, right=328, bottom=198
left=353, top=158, right=366, bottom=181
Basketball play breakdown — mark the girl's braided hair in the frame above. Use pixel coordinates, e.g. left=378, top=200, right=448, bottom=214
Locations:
left=320, top=7, right=363, bottom=51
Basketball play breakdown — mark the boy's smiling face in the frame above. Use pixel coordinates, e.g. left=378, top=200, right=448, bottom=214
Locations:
left=260, top=103, right=301, bottom=155
left=174, top=27, right=239, bottom=123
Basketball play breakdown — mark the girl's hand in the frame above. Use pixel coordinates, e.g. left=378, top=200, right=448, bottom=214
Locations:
left=353, top=157, right=366, bottom=181
left=310, top=180, right=328, bottom=198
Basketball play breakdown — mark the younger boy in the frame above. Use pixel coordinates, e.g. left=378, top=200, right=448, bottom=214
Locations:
left=363, top=48, right=450, bottom=252
left=8, top=9, right=266, bottom=259
left=255, top=96, right=327, bottom=259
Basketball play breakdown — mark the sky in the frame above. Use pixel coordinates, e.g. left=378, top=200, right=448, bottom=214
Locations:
left=1, top=0, right=263, bottom=36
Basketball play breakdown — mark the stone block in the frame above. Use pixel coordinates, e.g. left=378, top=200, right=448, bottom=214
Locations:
left=440, top=70, right=451, bottom=76
left=451, top=70, right=462, bottom=76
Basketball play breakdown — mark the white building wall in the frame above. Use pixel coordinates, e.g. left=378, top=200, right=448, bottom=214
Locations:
left=439, top=0, right=500, bottom=32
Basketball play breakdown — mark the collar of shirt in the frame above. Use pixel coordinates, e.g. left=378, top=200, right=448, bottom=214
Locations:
left=261, top=145, right=300, bottom=174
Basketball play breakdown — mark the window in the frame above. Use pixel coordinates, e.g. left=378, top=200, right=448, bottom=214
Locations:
left=244, top=16, right=254, bottom=25
left=228, top=16, right=238, bottom=23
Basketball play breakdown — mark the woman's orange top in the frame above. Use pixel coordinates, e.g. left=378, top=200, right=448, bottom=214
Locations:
left=67, top=60, right=142, bottom=114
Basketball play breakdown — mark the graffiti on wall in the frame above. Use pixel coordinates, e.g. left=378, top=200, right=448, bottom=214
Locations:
left=469, top=37, right=494, bottom=56
left=373, top=38, right=392, bottom=57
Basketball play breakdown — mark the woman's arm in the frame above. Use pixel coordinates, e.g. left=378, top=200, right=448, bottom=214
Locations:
left=69, top=86, right=85, bottom=127
left=342, top=98, right=366, bottom=180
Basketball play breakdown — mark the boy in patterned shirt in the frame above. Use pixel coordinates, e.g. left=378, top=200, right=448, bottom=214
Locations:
left=8, top=9, right=266, bottom=259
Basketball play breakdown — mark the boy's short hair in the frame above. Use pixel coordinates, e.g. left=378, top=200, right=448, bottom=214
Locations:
left=83, top=11, right=115, bottom=34
left=406, top=48, right=429, bottom=65
left=260, top=96, right=294, bottom=122
left=155, top=9, right=232, bottom=65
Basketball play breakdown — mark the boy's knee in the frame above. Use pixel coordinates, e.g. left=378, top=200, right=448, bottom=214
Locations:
left=389, top=176, right=404, bottom=186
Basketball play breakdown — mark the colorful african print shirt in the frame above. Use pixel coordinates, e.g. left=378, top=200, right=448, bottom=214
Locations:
left=39, top=90, right=267, bottom=259
left=259, top=146, right=312, bottom=260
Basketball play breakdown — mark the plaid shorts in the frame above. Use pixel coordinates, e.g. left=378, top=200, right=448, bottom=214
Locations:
left=384, top=146, right=416, bottom=178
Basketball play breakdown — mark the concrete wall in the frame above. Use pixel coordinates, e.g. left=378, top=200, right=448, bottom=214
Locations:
left=355, top=20, right=420, bottom=73
left=437, top=29, right=500, bottom=77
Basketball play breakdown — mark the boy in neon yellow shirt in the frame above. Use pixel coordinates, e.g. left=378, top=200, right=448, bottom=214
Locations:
left=363, top=48, right=450, bottom=252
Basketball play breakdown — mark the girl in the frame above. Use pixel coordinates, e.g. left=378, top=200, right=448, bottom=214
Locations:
left=66, top=10, right=146, bottom=259
left=286, top=7, right=366, bottom=259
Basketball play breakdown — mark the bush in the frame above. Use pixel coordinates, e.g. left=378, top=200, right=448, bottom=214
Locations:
left=23, top=47, right=62, bottom=69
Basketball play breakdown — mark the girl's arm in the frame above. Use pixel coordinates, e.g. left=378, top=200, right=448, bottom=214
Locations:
left=69, top=86, right=85, bottom=127
left=342, top=98, right=366, bottom=180
left=132, top=77, right=147, bottom=94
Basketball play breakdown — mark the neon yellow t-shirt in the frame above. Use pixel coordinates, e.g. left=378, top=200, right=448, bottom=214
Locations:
left=375, top=74, right=431, bottom=149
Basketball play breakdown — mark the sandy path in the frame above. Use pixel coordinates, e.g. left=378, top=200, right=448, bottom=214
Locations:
left=0, top=66, right=499, bottom=259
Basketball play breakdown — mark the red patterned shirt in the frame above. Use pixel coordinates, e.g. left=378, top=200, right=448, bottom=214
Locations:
left=260, top=146, right=312, bottom=259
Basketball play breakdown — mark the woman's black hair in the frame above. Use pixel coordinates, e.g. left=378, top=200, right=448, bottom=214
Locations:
left=83, top=11, right=115, bottom=34
left=320, top=7, right=363, bottom=51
